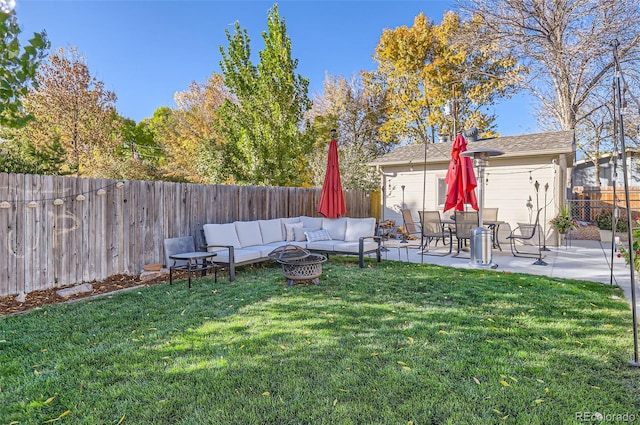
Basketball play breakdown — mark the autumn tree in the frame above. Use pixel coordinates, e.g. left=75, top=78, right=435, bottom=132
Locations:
left=154, top=74, right=229, bottom=183
left=307, top=73, right=388, bottom=191
left=0, top=11, right=49, bottom=128
left=370, top=11, right=522, bottom=145
left=458, top=0, right=640, bottom=160
left=19, top=47, right=122, bottom=176
left=217, top=4, right=314, bottom=186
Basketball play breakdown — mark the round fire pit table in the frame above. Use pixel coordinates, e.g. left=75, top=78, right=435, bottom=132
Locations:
left=268, top=245, right=327, bottom=286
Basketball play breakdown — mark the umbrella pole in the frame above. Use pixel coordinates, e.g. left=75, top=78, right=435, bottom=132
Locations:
left=541, top=184, right=550, bottom=251
left=613, top=40, right=640, bottom=366
left=421, top=137, right=428, bottom=262
left=400, top=185, right=408, bottom=243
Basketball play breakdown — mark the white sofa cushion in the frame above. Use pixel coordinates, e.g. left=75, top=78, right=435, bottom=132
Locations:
left=284, top=222, right=303, bottom=241
left=345, top=217, right=376, bottom=242
left=235, top=221, right=263, bottom=247
left=306, top=240, right=342, bottom=251
left=203, top=223, right=242, bottom=252
left=214, top=247, right=262, bottom=264
left=300, top=216, right=323, bottom=231
left=259, top=219, right=284, bottom=244
left=332, top=241, right=379, bottom=254
left=307, top=240, right=378, bottom=254
left=322, top=217, right=348, bottom=240
left=261, top=241, right=307, bottom=255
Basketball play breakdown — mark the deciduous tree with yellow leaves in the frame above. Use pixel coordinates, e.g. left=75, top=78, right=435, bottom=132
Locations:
left=369, top=11, right=524, bottom=145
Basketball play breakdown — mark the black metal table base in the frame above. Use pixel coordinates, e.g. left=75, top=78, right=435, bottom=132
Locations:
left=169, top=252, right=218, bottom=288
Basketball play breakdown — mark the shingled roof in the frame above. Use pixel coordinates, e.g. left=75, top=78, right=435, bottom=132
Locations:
left=370, top=130, right=575, bottom=166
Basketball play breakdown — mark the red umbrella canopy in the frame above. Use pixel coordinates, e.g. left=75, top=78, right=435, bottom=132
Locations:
left=318, top=138, right=346, bottom=218
left=444, top=134, right=479, bottom=212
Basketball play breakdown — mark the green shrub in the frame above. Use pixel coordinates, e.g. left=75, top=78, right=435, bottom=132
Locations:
left=595, top=210, right=628, bottom=232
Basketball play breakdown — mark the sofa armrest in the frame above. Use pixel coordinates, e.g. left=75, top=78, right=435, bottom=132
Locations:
left=358, top=235, right=382, bottom=268
left=206, top=244, right=236, bottom=281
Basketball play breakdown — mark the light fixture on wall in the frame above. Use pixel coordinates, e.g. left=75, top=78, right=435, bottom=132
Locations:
left=409, top=160, right=414, bottom=172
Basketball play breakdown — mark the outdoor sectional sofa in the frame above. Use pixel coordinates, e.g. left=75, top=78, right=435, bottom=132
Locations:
left=202, top=216, right=381, bottom=281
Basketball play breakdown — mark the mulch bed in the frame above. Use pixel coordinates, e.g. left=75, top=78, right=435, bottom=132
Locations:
left=0, top=273, right=172, bottom=318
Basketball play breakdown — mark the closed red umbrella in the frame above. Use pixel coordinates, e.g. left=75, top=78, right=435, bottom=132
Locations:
left=318, top=137, right=346, bottom=218
left=444, top=134, right=479, bottom=212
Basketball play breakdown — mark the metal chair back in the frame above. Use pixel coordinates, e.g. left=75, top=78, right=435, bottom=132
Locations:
left=483, top=208, right=499, bottom=221
left=401, top=209, right=420, bottom=235
left=454, top=211, right=479, bottom=252
left=418, top=210, right=453, bottom=254
left=419, top=211, right=445, bottom=239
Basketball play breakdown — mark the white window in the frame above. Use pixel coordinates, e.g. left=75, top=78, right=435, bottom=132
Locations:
left=437, top=177, right=447, bottom=206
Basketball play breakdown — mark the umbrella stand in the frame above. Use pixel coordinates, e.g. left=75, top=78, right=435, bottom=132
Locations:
left=532, top=181, right=548, bottom=266
left=461, top=148, right=504, bottom=268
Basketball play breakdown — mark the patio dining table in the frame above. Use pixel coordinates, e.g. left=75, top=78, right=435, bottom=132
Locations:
left=442, top=219, right=505, bottom=251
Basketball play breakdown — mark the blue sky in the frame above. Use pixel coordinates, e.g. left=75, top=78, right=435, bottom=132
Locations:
left=15, top=0, right=539, bottom=136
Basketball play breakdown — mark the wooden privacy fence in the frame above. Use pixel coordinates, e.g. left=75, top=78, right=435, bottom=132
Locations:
left=0, top=173, right=372, bottom=296
left=571, top=186, right=640, bottom=221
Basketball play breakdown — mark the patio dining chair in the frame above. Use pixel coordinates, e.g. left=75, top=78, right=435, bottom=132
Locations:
left=418, top=210, right=453, bottom=256
left=400, top=208, right=422, bottom=243
left=453, top=211, right=479, bottom=255
left=482, top=207, right=501, bottom=250
left=483, top=208, right=499, bottom=221
left=507, top=208, right=544, bottom=259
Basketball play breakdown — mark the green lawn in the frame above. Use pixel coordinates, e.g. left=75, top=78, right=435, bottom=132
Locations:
left=1, top=258, right=638, bottom=424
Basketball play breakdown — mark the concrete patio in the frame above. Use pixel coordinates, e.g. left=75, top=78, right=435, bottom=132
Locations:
left=379, top=238, right=637, bottom=307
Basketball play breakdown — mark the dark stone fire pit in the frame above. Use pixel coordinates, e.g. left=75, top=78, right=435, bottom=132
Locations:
left=268, top=245, right=327, bottom=286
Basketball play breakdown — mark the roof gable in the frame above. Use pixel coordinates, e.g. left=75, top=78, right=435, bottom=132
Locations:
left=370, top=131, right=575, bottom=166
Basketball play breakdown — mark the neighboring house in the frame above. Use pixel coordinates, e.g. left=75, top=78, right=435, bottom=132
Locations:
left=572, top=149, right=640, bottom=188
left=369, top=131, right=576, bottom=245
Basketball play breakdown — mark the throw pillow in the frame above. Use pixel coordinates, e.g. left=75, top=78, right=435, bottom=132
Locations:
left=294, top=227, right=308, bottom=242
left=284, top=222, right=303, bottom=241
left=305, top=229, right=332, bottom=243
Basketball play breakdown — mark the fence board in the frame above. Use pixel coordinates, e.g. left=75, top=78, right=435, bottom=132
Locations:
left=122, top=180, right=133, bottom=274
left=100, top=179, right=110, bottom=279
left=25, top=174, right=41, bottom=293
left=129, top=181, right=141, bottom=273
left=0, top=174, right=10, bottom=294
left=571, top=186, right=640, bottom=221
left=42, top=176, right=55, bottom=289
left=7, top=173, right=18, bottom=295
left=0, top=173, right=372, bottom=296
left=52, top=176, right=63, bottom=286
left=15, top=174, right=26, bottom=294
